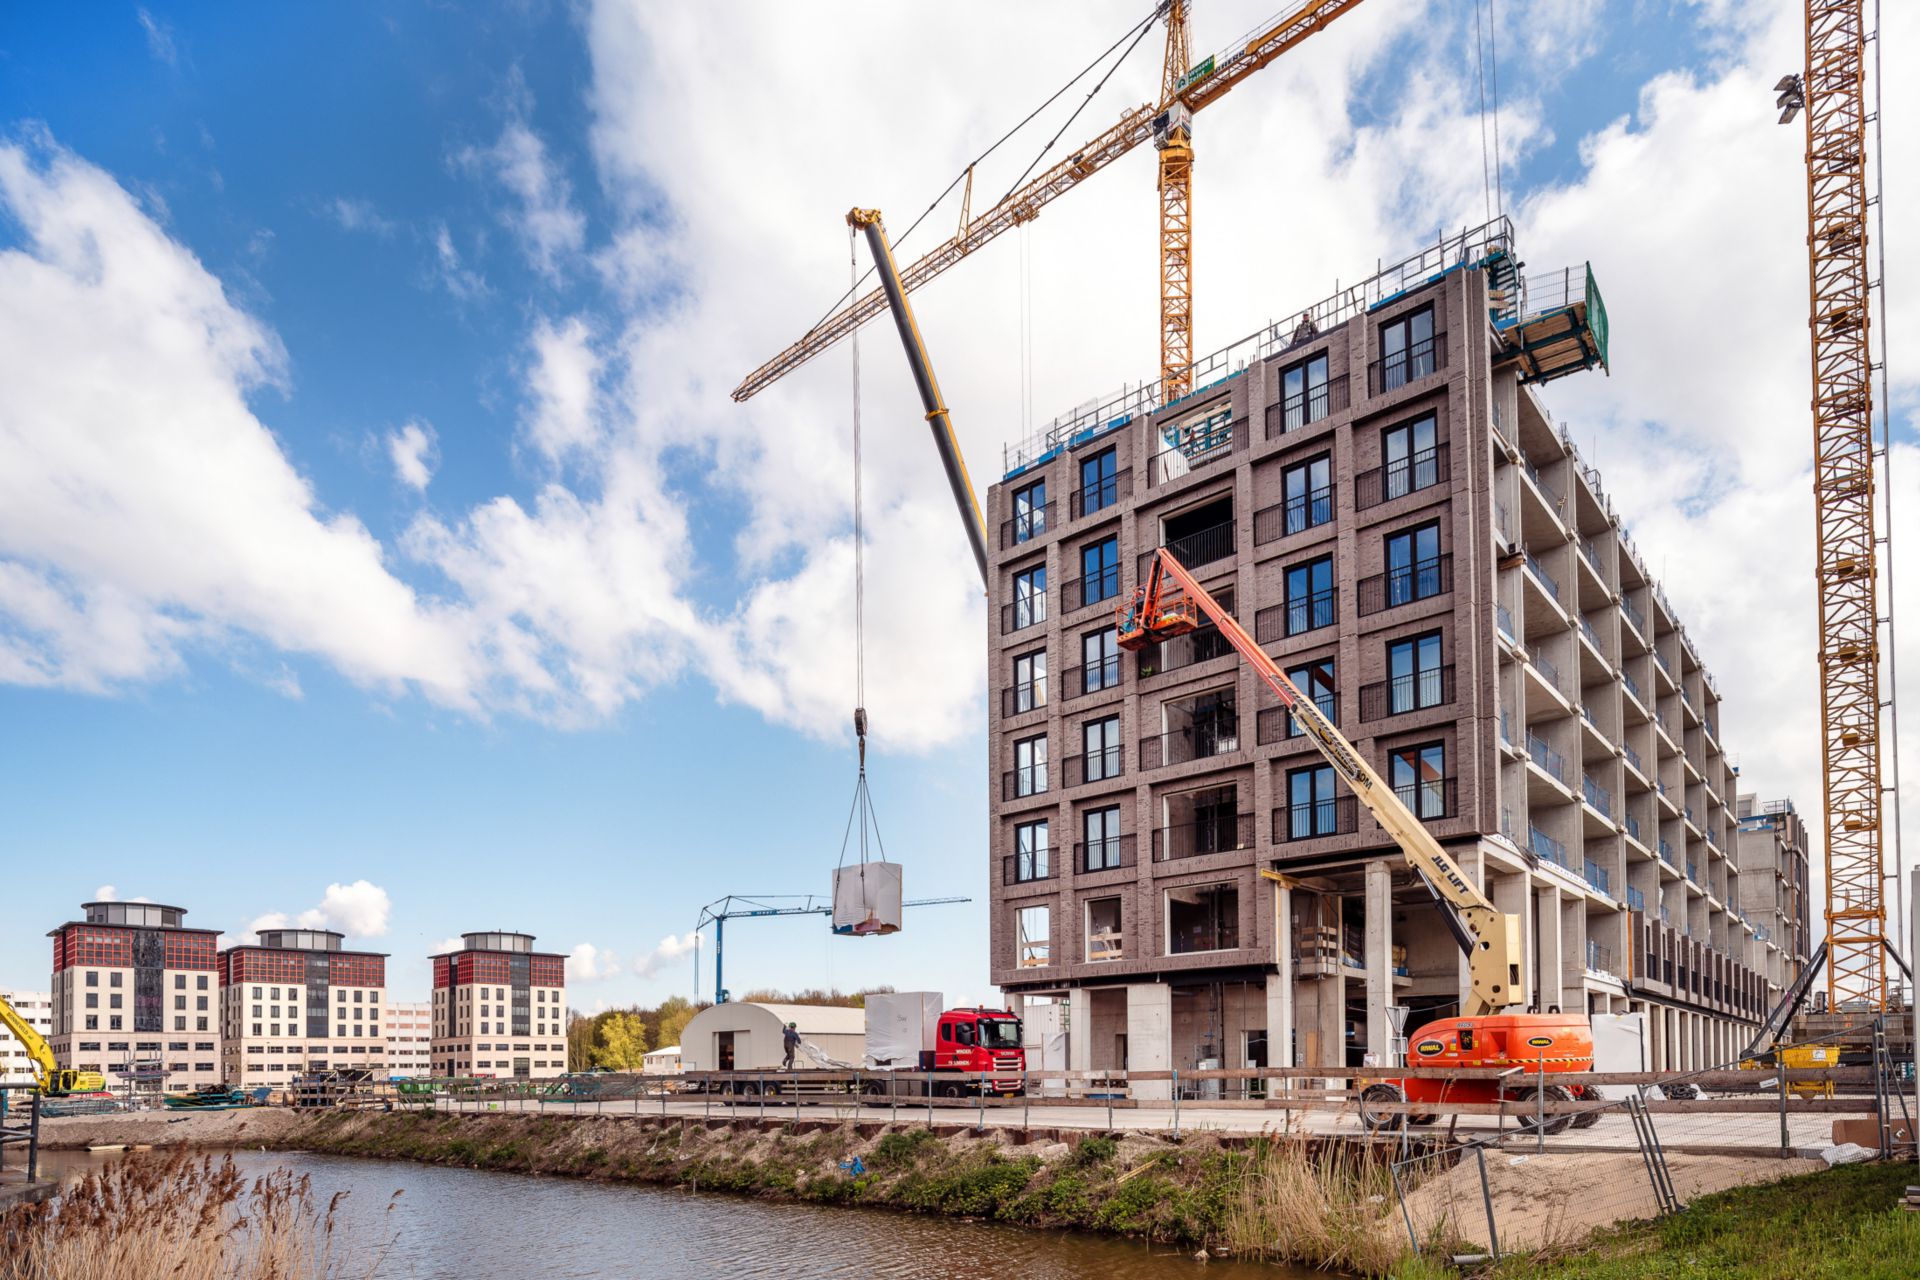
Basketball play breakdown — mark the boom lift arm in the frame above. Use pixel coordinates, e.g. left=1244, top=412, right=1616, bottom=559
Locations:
left=1120, top=550, right=1528, bottom=1016
left=1, top=990, right=104, bottom=1096
left=848, top=208, right=991, bottom=589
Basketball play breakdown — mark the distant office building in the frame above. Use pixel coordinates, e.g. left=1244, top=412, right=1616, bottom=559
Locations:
left=0, top=988, right=52, bottom=1088
left=384, top=1000, right=432, bottom=1078
left=219, top=929, right=387, bottom=1090
left=430, top=932, right=566, bottom=1080
left=47, top=901, right=222, bottom=1094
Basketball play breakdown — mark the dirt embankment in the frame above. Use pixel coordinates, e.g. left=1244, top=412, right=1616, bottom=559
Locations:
left=39, top=1108, right=308, bottom=1151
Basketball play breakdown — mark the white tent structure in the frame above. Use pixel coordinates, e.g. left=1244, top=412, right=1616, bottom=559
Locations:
left=679, top=1002, right=865, bottom=1073
left=641, top=1045, right=682, bottom=1076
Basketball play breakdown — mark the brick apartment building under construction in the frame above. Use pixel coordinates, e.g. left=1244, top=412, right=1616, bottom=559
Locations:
left=984, top=219, right=1805, bottom=1088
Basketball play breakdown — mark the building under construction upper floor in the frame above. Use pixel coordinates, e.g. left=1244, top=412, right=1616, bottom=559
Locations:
left=980, top=218, right=1799, bottom=1088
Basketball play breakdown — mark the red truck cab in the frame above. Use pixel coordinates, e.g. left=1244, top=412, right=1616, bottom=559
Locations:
left=929, top=1007, right=1025, bottom=1093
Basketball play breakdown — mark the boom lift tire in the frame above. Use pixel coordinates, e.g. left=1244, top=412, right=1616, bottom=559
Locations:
left=1507, top=1083, right=1573, bottom=1136
left=1568, top=1084, right=1604, bottom=1129
left=1359, top=1082, right=1407, bottom=1133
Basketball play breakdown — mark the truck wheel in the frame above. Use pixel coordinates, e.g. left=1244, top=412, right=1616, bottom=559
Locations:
left=860, top=1079, right=885, bottom=1097
left=739, top=1082, right=760, bottom=1098
left=937, top=1081, right=966, bottom=1099
left=1509, top=1084, right=1573, bottom=1136
left=1359, top=1083, right=1406, bottom=1133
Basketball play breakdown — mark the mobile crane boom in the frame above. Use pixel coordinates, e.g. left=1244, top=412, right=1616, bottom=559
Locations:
left=1, top=990, right=104, bottom=1096
left=1120, top=549, right=1527, bottom=1016
left=847, top=208, right=991, bottom=589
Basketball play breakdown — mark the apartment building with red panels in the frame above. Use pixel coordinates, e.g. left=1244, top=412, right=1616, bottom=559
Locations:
left=430, top=931, right=567, bottom=1079
left=218, top=929, right=389, bottom=1089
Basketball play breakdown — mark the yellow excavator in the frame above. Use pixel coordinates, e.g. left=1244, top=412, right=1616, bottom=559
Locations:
left=1, top=991, right=105, bottom=1096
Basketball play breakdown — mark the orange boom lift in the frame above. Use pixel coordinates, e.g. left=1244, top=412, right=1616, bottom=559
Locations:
left=1120, top=550, right=1595, bottom=1130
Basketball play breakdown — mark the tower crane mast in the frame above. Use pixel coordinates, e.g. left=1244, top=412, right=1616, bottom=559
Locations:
left=1780, top=0, right=1893, bottom=1011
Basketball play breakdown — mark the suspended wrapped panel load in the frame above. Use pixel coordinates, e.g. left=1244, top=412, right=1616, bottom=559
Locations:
left=832, top=861, right=902, bottom=936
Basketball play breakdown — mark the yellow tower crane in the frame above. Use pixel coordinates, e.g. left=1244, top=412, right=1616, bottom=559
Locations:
left=1778, top=1, right=1898, bottom=1012
left=731, top=0, right=1371, bottom=408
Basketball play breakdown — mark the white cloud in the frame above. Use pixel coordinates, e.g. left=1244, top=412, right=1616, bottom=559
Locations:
left=136, top=9, right=178, bottom=68
left=523, top=316, right=602, bottom=463
left=245, top=880, right=392, bottom=942
left=386, top=420, right=439, bottom=491
left=634, top=931, right=699, bottom=979
left=568, top=942, right=622, bottom=983
left=323, top=197, right=397, bottom=238
left=455, top=74, right=586, bottom=281
left=92, top=884, right=153, bottom=903
left=0, top=134, right=481, bottom=702
left=431, top=221, right=488, bottom=303
left=429, top=935, right=463, bottom=956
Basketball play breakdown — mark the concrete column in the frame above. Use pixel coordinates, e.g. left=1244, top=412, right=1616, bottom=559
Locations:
left=1126, top=981, right=1173, bottom=1101
left=1535, top=885, right=1564, bottom=1013
left=1364, top=859, right=1394, bottom=1063
left=1269, top=879, right=1295, bottom=1069
left=1318, top=975, right=1347, bottom=1072
left=1067, top=988, right=1092, bottom=1073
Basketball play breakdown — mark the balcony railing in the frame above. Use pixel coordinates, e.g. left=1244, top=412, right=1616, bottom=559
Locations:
left=1070, top=468, right=1132, bottom=519
left=1686, top=859, right=1699, bottom=883
left=1529, top=825, right=1571, bottom=871
left=1003, top=851, right=1055, bottom=885
left=1256, top=691, right=1338, bottom=744
left=1275, top=796, right=1359, bottom=843
left=1499, top=710, right=1515, bottom=749
left=1062, top=745, right=1125, bottom=788
left=1357, top=554, right=1452, bottom=615
left=1579, top=616, right=1602, bottom=652
left=1000, top=502, right=1056, bottom=550
left=1359, top=665, right=1456, bottom=721
left=1658, top=838, right=1675, bottom=865
left=1625, top=813, right=1642, bottom=842
left=1001, top=680, right=1047, bottom=718
left=1586, top=939, right=1614, bottom=974
left=1527, top=732, right=1568, bottom=785
left=1582, top=774, right=1613, bottom=818
left=1524, top=551, right=1562, bottom=602
left=1621, top=596, right=1646, bottom=636
left=1622, top=669, right=1643, bottom=702
left=1151, top=416, right=1245, bottom=483
left=1000, top=594, right=1047, bottom=635
left=1533, top=652, right=1562, bottom=692
left=1626, top=886, right=1646, bottom=912
left=1076, top=834, right=1137, bottom=875
left=1062, top=565, right=1121, bottom=613
left=1152, top=813, right=1255, bottom=861
left=1001, top=764, right=1049, bottom=801
left=1355, top=443, right=1450, bottom=510
left=1253, top=487, right=1333, bottom=544
left=1584, top=858, right=1612, bottom=896
left=1255, top=589, right=1337, bottom=642
left=1139, top=718, right=1241, bottom=770
left=1062, top=657, right=1122, bottom=701
left=1367, top=331, right=1448, bottom=395
left=1148, top=619, right=1233, bottom=676
left=1393, top=776, right=1457, bottom=821
left=1496, top=604, right=1516, bottom=641
left=1153, top=524, right=1236, bottom=579
left=1265, top=374, right=1350, bottom=437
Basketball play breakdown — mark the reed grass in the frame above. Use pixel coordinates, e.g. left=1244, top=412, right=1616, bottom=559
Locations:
left=1221, top=1136, right=1407, bottom=1276
left=2, top=1151, right=386, bottom=1280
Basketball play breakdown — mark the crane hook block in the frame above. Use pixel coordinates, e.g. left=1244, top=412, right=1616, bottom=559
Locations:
left=854, top=707, right=868, bottom=739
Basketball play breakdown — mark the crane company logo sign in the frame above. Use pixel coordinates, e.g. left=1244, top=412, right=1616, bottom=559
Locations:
left=1414, top=1039, right=1446, bottom=1057
left=1526, top=1035, right=1556, bottom=1048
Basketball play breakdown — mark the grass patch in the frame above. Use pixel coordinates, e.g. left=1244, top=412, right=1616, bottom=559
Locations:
left=1493, top=1160, right=1920, bottom=1280
left=1221, top=1137, right=1405, bottom=1277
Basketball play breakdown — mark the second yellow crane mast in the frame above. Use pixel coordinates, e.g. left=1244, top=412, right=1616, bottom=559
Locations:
left=1156, top=1, right=1196, bottom=402
left=1787, top=0, right=1890, bottom=1011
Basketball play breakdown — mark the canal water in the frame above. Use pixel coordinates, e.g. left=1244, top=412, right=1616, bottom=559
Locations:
left=39, top=1149, right=1322, bottom=1278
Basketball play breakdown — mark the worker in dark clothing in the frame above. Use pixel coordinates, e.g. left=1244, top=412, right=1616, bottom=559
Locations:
left=782, top=1022, right=802, bottom=1070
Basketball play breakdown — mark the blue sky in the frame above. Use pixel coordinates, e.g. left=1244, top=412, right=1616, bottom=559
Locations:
left=1, top=2, right=1914, bottom=1008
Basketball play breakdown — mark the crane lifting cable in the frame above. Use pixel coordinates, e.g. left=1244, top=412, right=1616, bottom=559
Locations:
left=833, top=224, right=903, bottom=938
